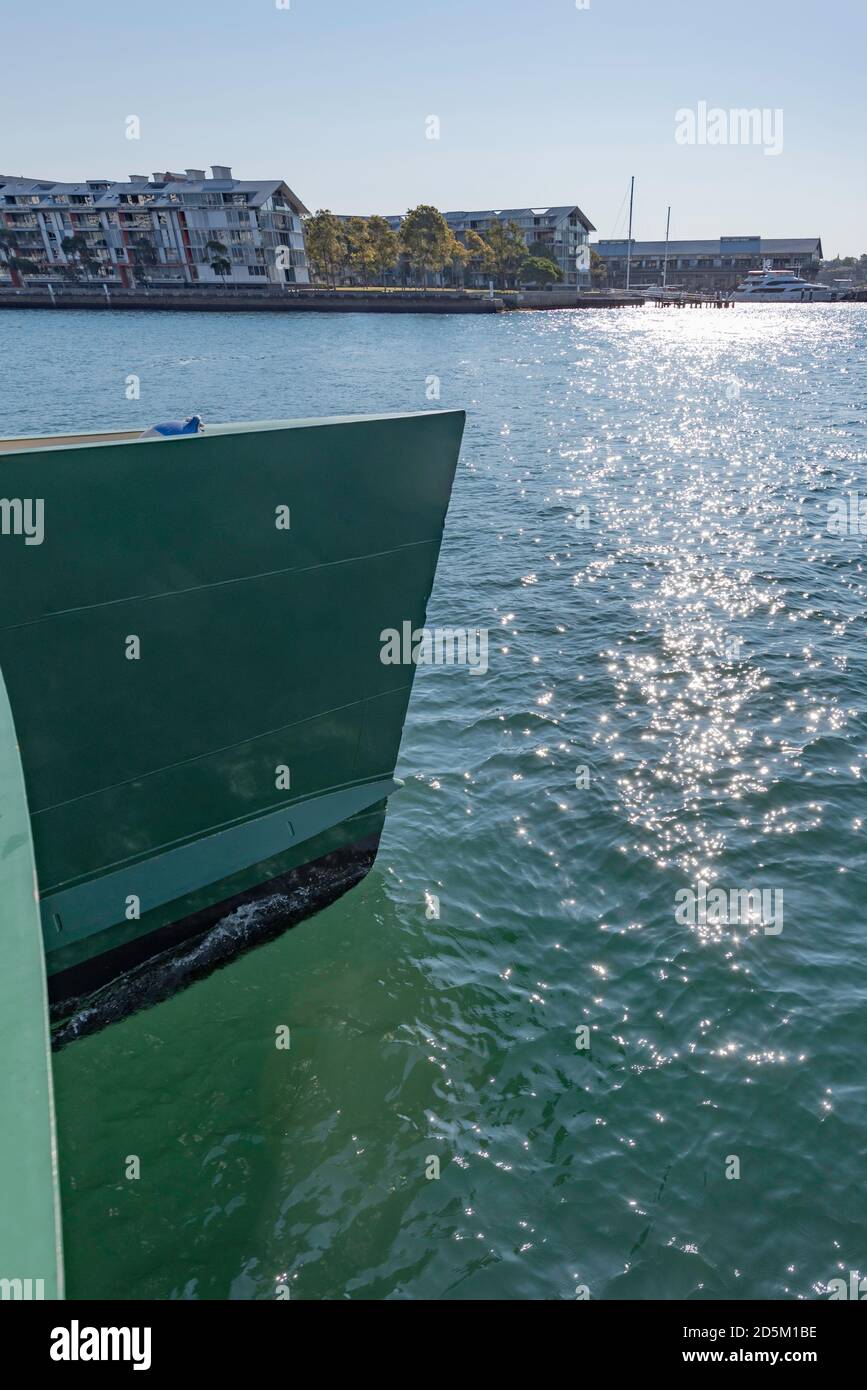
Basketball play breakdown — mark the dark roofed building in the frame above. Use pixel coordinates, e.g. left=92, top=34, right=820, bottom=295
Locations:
left=594, top=236, right=824, bottom=291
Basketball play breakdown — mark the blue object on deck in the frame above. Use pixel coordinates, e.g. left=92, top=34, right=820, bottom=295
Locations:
left=139, top=415, right=204, bottom=439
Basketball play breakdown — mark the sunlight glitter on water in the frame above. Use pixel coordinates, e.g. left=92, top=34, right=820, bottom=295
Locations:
left=13, top=302, right=864, bottom=1301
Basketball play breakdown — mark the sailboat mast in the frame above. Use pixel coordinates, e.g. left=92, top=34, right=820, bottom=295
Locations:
left=626, top=176, right=635, bottom=291
left=663, top=205, right=671, bottom=289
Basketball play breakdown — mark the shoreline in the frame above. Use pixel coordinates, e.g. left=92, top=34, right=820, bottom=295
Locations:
left=0, top=285, right=648, bottom=314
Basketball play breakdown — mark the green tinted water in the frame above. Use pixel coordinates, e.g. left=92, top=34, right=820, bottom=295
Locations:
left=3, top=304, right=865, bottom=1299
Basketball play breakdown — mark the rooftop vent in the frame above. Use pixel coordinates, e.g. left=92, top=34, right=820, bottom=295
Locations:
left=128, top=174, right=149, bottom=183
left=211, top=164, right=233, bottom=180
left=185, top=168, right=206, bottom=180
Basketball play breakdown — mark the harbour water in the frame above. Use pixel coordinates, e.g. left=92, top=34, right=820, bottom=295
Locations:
left=2, top=304, right=866, bottom=1300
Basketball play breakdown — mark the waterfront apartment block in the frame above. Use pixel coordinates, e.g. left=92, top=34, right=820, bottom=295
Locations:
left=446, top=206, right=596, bottom=286
left=349, top=205, right=596, bottom=287
left=595, top=236, right=823, bottom=291
left=0, top=166, right=311, bottom=286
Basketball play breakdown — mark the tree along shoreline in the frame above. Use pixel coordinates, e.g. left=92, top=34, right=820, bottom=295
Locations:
left=302, top=206, right=605, bottom=292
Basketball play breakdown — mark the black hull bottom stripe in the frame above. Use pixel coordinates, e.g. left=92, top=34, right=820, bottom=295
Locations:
left=49, top=833, right=381, bottom=1049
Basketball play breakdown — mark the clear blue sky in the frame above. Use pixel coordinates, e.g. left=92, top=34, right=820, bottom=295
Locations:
left=2, top=0, right=864, bottom=253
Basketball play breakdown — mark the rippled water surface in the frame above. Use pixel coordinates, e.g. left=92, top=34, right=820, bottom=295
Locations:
left=3, top=305, right=866, bottom=1300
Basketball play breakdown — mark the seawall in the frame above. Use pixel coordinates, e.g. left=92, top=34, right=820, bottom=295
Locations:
left=0, top=285, right=505, bottom=314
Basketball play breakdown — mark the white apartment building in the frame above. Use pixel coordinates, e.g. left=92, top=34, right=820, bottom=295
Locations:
left=445, top=206, right=596, bottom=287
left=0, top=165, right=311, bottom=286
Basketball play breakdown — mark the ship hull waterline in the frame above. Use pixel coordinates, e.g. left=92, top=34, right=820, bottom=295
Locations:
left=0, top=409, right=465, bottom=1045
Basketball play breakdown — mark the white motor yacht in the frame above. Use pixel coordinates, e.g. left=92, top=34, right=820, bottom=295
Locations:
left=732, top=270, right=837, bottom=303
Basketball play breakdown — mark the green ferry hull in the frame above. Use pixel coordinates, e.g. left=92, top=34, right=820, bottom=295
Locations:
left=0, top=410, right=464, bottom=1036
left=0, top=666, right=63, bottom=1299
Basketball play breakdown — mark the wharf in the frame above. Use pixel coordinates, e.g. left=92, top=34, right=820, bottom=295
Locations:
left=650, top=295, right=735, bottom=308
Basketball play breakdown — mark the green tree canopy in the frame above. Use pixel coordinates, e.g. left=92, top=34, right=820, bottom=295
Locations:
left=482, top=219, right=527, bottom=288
left=366, top=216, right=400, bottom=285
left=399, top=205, right=453, bottom=287
left=518, top=255, right=563, bottom=286
left=0, top=229, right=21, bottom=284
left=343, top=217, right=377, bottom=285
left=462, top=229, right=495, bottom=278
left=203, top=238, right=229, bottom=282
left=60, top=233, right=97, bottom=280
left=126, top=234, right=160, bottom=283
left=526, top=239, right=558, bottom=262
left=444, top=231, right=469, bottom=286
left=589, top=247, right=607, bottom=286
left=0, top=231, right=37, bottom=285
left=304, top=210, right=346, bottom=287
